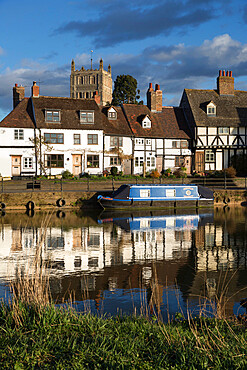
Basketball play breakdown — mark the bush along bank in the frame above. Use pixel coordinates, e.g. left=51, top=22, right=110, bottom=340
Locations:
left=0, top=302, right=247, bottom=369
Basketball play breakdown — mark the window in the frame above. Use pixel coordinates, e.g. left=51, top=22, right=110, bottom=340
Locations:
left=142, top=117, right=151, bottom=128
left=45, top=110, right=60, bottom=122
left=110, top=136, right=123, bottom=147
left=135, top=157, right=144, bottom=167
left=181, top=141, right=188, bottom=148
left=87, top=134, right=98, bottom=145
left=140, top=189, right=150, bottom=198
left=205, top=150, right=215, bottom=162
left=44, top=133, right=64, bottom=144
left=172, top=141, right=188, bottom=149
left=45, top=154, right=64, bottom=168
left=108, top=111, right=117, bottom=119
left=80, top=111, right=94, bottom=124
left=218, top=127, right=229, bottom=135
left=135, top=138, right=144, bottom=145
left=74, top=134, right=81, bottom=145
left=175, top=156, right=184, bottom=167
left=87, top=155, right=99, bottom=168
left=23, top=157, right=33, bottom=169
left=207, top=105, right=216, bottom=116
left=14, top=129, right=24, bottom=140
left=146, top=157, right=155, bottom=167
left=145, top=139, right=151, bottom=145
left=110, top=157, right=121, bottom=166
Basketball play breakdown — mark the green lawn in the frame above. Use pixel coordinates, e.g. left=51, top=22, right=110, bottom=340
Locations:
left=0, top=303, right=246, bottom=369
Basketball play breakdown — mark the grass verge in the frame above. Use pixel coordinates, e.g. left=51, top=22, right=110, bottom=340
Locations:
left=0, top=302, right=246, bottom=369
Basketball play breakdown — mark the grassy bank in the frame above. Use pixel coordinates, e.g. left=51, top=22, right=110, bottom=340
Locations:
left=0, top=302, right=246, bottom=369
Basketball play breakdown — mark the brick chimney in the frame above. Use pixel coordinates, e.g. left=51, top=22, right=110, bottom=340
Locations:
left=31, top=81, right=39, bottom=97
left=146, top=83, right=162, bottom=112
left=217, top=70, right=234, bottom=95
left=93, top=90, right=101, bottom=105
left=13, top=83, right=25, bottom=109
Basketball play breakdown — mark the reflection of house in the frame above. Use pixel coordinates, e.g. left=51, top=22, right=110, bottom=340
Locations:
left=180, top=70, right=247, bottom=172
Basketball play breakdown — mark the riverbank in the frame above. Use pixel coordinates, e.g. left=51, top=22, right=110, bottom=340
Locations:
left=0, top=188, right=246, bottom=210
left=1, top=302, right=246, bottom=369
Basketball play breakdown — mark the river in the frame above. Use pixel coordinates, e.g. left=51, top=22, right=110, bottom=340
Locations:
left=0, top=206, right=246, bottom=319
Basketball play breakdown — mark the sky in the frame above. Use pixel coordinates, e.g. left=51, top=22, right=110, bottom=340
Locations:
left=1, top=0, right=247, bottom=120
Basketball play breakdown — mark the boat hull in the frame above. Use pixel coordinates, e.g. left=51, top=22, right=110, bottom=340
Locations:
left=98, top=198, right=214, bottom=210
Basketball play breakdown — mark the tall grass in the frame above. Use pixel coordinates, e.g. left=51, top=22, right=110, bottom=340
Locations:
left=3, top=221, right=247, bottom=368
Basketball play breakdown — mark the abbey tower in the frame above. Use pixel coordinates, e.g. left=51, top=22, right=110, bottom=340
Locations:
left=70, top=58, right=112, bottom=105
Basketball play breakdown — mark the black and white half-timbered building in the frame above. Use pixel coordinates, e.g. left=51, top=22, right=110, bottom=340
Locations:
left=180, top=70, right=247, bottom=173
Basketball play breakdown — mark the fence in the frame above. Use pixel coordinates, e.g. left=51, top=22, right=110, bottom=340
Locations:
left=0, top=175, right=246, bottom=194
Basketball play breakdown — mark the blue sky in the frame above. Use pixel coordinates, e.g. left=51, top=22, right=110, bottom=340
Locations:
left=1, top=0, right=247, bottom=120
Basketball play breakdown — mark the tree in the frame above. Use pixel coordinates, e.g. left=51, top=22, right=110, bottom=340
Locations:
left=111, top=75, right=142, bottom=105
left=29, top=134, right=53, bottom=176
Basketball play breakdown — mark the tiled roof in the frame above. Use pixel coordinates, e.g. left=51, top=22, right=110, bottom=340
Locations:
left=122, top=104, right=163, bottom=137
left=32, top=97, right=106, bottom=130
left=154, top=107, right=191, bottom=139
left=101, top=106, right=133, bottom=136
left=122, top=104, right=191, bottom=139
left=183, top=89, right=247, bottom=127
left=0, top=98, right=34, bottom=128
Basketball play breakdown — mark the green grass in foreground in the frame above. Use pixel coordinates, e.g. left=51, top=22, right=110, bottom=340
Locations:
left=0, top=303, right=246, bottom=369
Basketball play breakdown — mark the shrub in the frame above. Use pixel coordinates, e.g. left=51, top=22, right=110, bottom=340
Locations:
left=230, top=153, right=247, bottom=176
left=150, top=169, right=160, bottom=178
left=61, top=170, right=73, bottom=179
left=110, top=166, right=118, bottom=176
left=224, top=166, right=236, bottom=178
left=174, top=167, right=187, bottom=178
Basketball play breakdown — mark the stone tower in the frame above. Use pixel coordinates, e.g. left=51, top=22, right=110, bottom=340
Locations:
left=70, top=58, right=112, bottom=105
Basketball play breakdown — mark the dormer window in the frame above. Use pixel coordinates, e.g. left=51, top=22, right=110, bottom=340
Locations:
left=207, top=102, right=216, bottom=116
left=108, top=107, right=117, bottom=120
left=45, top=110, right=61, bottom=123
left=142, top=115, right=151, bottom=128
left=80, top=111, right=94, bottom=124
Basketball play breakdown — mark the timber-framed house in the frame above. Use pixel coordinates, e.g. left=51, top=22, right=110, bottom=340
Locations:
left=180, top=70, right=247, bottom=173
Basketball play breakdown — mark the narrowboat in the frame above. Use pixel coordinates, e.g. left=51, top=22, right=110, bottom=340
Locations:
left=97, top=184, right=214, bottom=210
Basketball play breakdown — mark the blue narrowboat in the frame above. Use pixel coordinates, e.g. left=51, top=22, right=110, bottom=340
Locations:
left=97, top=184, right=214, bottom=210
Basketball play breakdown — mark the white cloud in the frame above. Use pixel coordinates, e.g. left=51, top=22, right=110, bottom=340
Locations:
left=0, top=46, right=4, bottom=55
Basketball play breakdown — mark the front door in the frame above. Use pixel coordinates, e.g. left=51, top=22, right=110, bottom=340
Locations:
left=195, top=151, right=204, bottom=173
left=156, top=157, right=163, bottom=173
left=72, top=154, right=82, bottom=176
left=11, top=156, right=21, bottom=176
left=123, top=158, right=131, bottom=175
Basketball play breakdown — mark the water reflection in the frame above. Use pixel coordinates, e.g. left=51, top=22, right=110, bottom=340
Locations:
left=0, top=207, right=246, bottom=318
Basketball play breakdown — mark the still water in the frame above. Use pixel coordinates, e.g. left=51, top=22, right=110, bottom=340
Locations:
left=0, top=207, right=247, bottom=319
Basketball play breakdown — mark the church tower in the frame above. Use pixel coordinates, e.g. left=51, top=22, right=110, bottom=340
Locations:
left=70, top=58, right=112, bottom=105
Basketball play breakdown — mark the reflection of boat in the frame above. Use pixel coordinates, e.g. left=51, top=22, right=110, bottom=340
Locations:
left=97, top=184, right=214, bottom=210
left=99, top=212, right=214, bottom=232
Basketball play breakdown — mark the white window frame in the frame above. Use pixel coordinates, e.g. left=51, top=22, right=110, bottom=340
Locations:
left=205, top=149, right=215, bottom=162
left=14, top=129, right=24, bottom=140
left=23, top=157, right=33, bottom=169
left=135, top=138, right=144, bottom=145
left=140, top=189, right=150, bottom=198
left=135, top=157, right=144, bottom=167
left=145, top=139, right=151, bottom=145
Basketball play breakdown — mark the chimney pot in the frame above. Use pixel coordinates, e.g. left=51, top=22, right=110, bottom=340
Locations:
left=149, top=83, right=153, bottom=89
left=222, top=70, right=225, bottom=76
left=226, top=71, right=229, bottom=77
left=155, top=84, right=160, bottom=91
left=229, top=71, right=232, bottom=77
left=219, top=70, right=222, bottom=76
